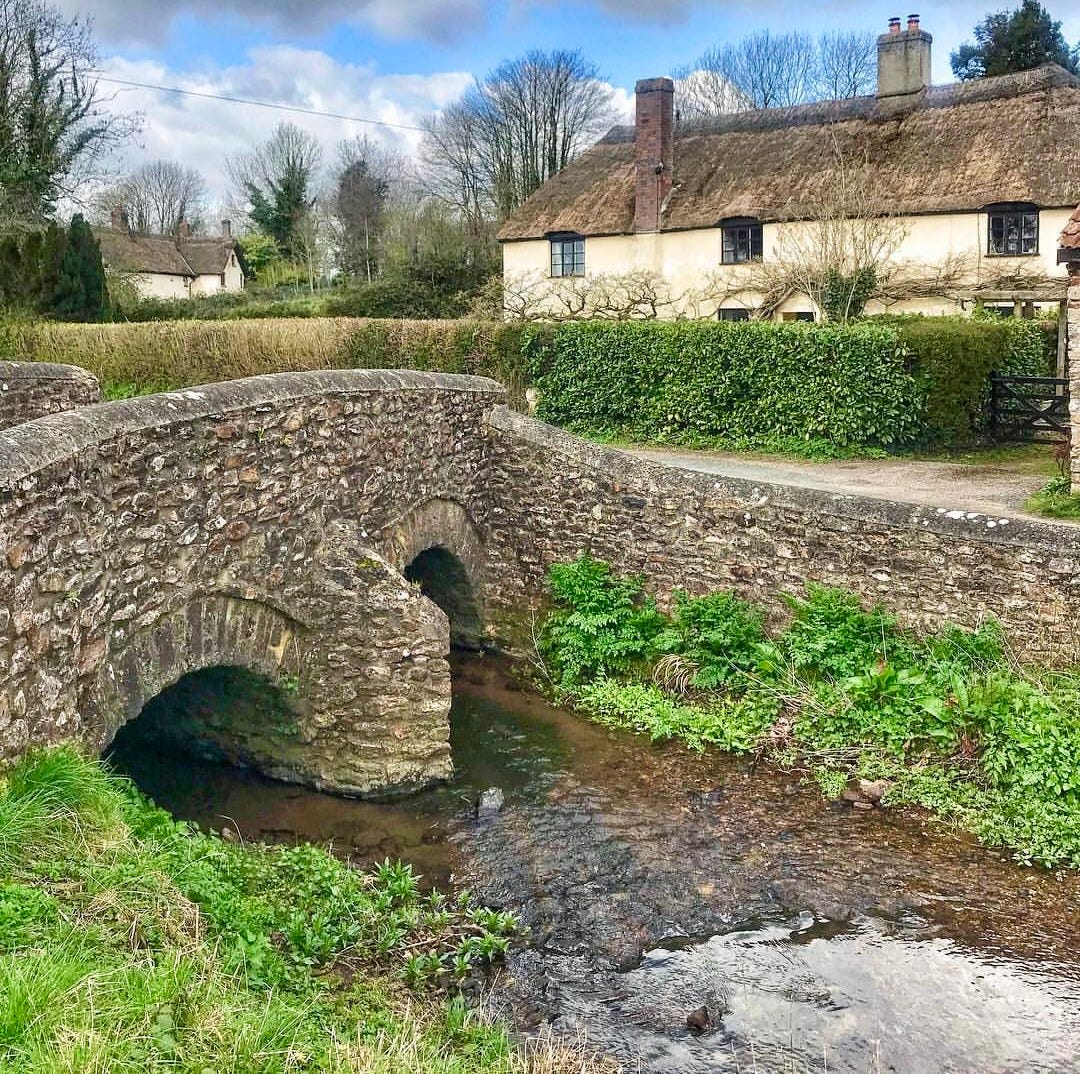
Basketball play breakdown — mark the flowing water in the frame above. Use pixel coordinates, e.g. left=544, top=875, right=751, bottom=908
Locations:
left=108, top=656, right=1080, bottom=1074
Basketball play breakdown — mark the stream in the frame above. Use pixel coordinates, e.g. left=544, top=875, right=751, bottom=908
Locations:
left=107, top=656, right=1080, bottom=1074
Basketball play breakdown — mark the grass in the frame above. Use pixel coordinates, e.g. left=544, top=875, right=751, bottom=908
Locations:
left=1025, top=474, right=1080, bottom=519
left=0, top=747, right=616, bottom=1074
left=537, top=558, right=1080, bottom=871
left=0, top=317, right=531, bottom=409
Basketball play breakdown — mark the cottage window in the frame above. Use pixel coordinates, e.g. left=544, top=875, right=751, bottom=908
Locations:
left=986, top=204, right=1039, bottom=256
left=549, top=233, right=585, bottom=277
left=718, top=308, right=750, bottom=322
left=720, top=218, right=763, bottom=264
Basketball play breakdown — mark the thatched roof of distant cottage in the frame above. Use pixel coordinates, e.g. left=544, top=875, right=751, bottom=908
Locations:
left=94, top=227, right=235, bottom=278
left=499, top=64, right=1080, bottom=242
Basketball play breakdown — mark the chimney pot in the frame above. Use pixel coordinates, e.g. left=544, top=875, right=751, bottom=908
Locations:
left=907, top=13, right=920, bottom=30
left=889, top=16, right=902, bottom=33
left=633, top=76, right=675, bottom=234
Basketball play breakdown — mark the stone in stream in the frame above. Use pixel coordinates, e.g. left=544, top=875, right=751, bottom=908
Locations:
left=478, top=787, right=505, bottom=818
left=686, top=1006, right=711, bottom=1034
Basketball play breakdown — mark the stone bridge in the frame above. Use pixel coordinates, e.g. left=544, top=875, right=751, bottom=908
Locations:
left=3, top=362, right=1080, bottom=795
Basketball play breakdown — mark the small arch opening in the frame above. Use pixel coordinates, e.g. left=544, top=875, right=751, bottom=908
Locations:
left=105, top=665, right=301, bottom=797
left=404, top=546, right=483, bottom=650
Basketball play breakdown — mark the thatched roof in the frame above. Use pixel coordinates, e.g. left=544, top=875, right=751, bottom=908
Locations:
left=1060, top=205, right=1080, bottom=254
left=499, top=64, right=1080, bottom=242
left=94, top=227, right=235, bottom=278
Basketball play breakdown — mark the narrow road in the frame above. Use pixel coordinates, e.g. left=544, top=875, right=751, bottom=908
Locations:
left=623, top=446, right=1055, bottom=519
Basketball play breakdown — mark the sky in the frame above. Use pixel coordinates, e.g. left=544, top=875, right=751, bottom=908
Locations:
left=63, top=0, right=1080, bottom=210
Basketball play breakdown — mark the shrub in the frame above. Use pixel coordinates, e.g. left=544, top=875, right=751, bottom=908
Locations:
left=525, top=320, right=926, bottom=449
left=539, top=556, right=666, bottom=687
left=654, top=590, right=767, bottom=688
left=890, top=316, right=1055, bottom=445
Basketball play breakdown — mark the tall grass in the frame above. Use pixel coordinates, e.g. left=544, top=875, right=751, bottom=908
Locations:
left=2, top=318, right=531, bottom=407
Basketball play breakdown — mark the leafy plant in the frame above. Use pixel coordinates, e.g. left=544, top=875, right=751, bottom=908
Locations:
left=540, top=556, right=666, bottom=686
left=654, top=590, right=767, bottom=688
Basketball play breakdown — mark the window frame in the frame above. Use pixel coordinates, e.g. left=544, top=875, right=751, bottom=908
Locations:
left=720, top=217, right=764, bottom=265
left=717, top=307, right=751, bottom=322
left=548, top=232, right=586, bottom=278
left=985, top=203, right=1039, bottom=258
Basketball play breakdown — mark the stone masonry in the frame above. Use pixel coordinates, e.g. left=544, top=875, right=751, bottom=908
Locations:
left=0, top=370, right=503, bottom=794
left=0, top=362, right=100, bottom=431
left=7, top=366, right=1080, bottom=792
left=1070, top=265, right=1080, bottom=486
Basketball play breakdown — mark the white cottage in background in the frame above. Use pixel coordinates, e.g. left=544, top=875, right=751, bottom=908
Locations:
left=95, top=210, right=244, bottom=300
left=499, top=16, right=1080, bottom=321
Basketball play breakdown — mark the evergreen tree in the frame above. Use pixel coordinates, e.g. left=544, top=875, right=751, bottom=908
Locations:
left=49, top=215, right=108, bottom=322
left=951, top=1, right=1079, bottom=80
left=0, top=236, right=20, bottom=308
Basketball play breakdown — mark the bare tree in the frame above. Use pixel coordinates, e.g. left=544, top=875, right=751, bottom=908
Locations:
left=226, top=122, right=322, bottom=259
left=814, top=32, right=878, bottom=100
left=330, top=135, right=403, bottom=281
left=422, top=50, right=616, bottom=223
left=0, top=0, right=137, bottom=227
left=98, top=160, right=208, bottom=235
left=675, top=30, right=876, bottom=118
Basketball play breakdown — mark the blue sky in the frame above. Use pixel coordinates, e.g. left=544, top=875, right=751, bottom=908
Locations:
left=64, top=1, right=1080, bottom=204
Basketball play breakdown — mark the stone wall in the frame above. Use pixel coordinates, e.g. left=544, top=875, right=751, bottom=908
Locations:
left=0, top=362, right=100, bottom=430
left=483, top=407, right=1080, bottom=662
left=0, top=369, right=505, bottom=793
left=1070, top=266, right=1080, bottom=486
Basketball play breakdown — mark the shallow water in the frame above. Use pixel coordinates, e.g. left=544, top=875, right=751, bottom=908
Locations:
left=108, top=656, right=1080, bottom=1074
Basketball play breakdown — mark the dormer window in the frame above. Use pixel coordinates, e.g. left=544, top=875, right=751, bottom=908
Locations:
left=721, top=218, right=763, bottom=264
left=986, top=203, right=1039, bottom=257
left=549, top=232, right=585, bottom=277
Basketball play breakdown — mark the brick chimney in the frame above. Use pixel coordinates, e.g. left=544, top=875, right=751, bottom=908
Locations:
left=110, top=207, right=130, bottom=232
left=177, top=220, right=192, bottom=241
left=877, top=14, right=932, bottom=100
left=634, top=77, right=675, bottom=233
left=221, top=219, right=232, bottom=241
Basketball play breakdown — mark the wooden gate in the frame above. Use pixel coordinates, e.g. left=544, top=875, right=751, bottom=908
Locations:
left=989, top=374, right=1070, bottom=442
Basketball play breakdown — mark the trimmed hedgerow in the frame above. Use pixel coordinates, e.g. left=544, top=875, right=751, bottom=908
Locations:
left=890, top=317, right=1055, bottom=445
left=525, top=320, right=926, bottom=448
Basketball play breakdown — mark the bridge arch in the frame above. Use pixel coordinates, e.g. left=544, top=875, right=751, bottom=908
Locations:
left=388, top=498, right=487, bottom=649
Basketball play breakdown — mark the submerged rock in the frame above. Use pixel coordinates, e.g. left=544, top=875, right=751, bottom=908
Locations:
left=686, top=1006, right=711, bottom=1034
left=478, top=787, right=506, bottom=817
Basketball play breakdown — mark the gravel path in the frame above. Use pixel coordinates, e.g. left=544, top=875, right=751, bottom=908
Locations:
left=622, top=446, right=1056, bottom=519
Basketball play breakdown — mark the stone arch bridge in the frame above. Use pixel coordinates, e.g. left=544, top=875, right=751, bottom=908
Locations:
left=3, top=363, right=1080, bottom=795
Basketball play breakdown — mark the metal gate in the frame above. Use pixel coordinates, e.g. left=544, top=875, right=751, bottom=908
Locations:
left=989, top=374, right=1070, bottom=442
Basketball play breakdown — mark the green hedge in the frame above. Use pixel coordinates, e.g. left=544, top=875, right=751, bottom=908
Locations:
left=525, top=320, right=925, bottom=448
left=892, top=318, right=1054, bottom=444
left=524, top=317, right=1056, bottom=450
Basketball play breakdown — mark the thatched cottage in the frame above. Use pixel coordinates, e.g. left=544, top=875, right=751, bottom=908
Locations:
left=499, top=16, right=1080, bottom=321
left=94, top=210, right=244, bottom=301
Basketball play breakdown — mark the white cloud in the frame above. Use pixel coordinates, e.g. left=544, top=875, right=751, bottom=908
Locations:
left=62, top=0, right=488, bottom=46
left=96, top=47, right=475, bottom=204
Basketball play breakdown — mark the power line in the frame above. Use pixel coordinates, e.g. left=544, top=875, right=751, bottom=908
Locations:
left=93, top=74, right=428, bottom=134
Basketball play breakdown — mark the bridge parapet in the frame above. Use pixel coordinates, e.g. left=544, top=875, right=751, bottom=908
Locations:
left=0, top=361, right=100, bottom=430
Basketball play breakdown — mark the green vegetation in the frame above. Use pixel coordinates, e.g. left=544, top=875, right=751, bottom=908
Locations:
left=0, top=747, right=610, bottom=1073
left=951, top=1, right=1078, bottom=80
left=537, top=557, right=1080, bottom=869
left=1026, top=474, right=1080, bottom=519
left=525, top=318, right=1054, bottom=453
left=0, top=216, right=110, bottom=323
left=0, top=313, right=1054, bottom=453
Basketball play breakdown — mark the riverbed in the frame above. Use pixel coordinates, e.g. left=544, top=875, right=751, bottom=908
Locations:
left=107, top=656, right=1080, bottom=1074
